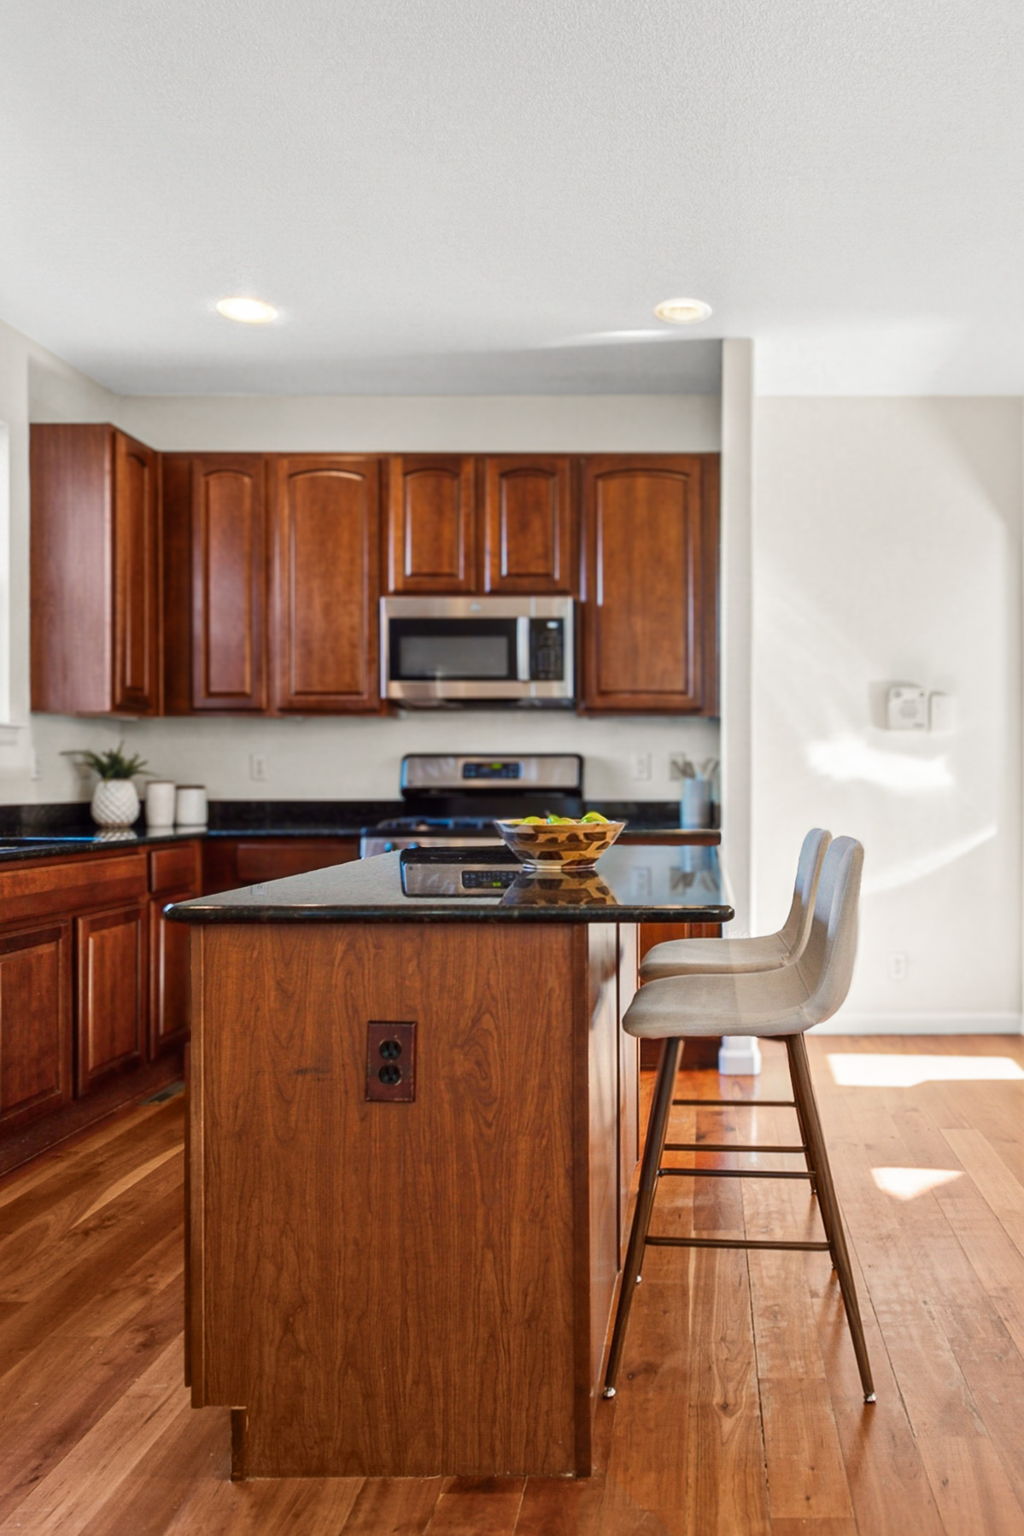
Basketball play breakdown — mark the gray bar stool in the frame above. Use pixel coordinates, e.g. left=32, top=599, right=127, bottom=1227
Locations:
left=641, top=827, right=831, bottom=979
left=604, top=836, right=875, bottom=1404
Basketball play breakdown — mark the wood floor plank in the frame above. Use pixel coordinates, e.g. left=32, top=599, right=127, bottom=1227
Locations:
left=162, top=1461, right=364, bottom=1536
left=917, top=1434, right=1024, bottom=1536
left=0, top=1338, right=187, bottom=1534
left=0, top=1270, right=185, bottom=1521
left=423, top=1476, right=526, bottom=1534
left=337, top=1476, right=443, bottom=1534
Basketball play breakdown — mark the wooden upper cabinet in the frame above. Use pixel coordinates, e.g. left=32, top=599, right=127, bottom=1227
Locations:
left=271, top=456, right=381, bottom=713
left=580, top=455, right=718, bottom=714
left=31, top=424, right=161, bottom=715
left=112, top=433, right=160, bottom=712
left=385, top=456, right=477, bottom=593
left=481, top=457, right=575, bottom=594
left=163, top=455, right=268, bottom=712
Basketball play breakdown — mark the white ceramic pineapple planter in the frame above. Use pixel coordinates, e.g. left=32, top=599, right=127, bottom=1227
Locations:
left=90, top=777, right=141, bottom=828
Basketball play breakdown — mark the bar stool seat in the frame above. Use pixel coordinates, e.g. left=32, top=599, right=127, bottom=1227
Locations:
left=604, top=836, right=875, bottom=1405
left=640, top=827, right=830, bottom=979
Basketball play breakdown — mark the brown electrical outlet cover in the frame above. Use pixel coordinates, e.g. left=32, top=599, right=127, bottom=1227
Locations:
left=366, top=1020, right=416, bottom=1102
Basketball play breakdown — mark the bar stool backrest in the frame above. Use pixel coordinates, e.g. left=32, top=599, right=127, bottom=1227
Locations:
left=778, top=828, right=832, bottom=956
left=796, top=836, right=864, bottom=1026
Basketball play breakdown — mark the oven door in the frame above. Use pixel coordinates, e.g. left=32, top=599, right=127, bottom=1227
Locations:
left=380, top=596, right=574, bottom=704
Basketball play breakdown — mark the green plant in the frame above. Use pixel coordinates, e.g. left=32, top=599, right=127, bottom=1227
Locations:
left=77, top=741, right=149, bottom=780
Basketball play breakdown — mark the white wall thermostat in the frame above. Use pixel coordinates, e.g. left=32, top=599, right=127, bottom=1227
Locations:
left=886, top=684, right=928, bottom=730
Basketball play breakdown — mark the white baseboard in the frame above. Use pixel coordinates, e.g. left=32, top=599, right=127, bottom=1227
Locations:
left=718, top=1037, right=763, bottom=1074
left=810, top=1012, right=1023, bottom=1036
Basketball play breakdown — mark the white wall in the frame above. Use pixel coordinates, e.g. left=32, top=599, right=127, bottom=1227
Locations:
left=751, top=397, right=1024, bottom=1032
left=117, top=393, right=721, bottom=455
left=0, top=317, right=125, bottom=802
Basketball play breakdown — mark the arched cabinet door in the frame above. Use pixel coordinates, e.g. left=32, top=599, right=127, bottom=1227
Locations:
left=481, top=457, right=575, bottom=594
left=162, top=454, right=268, bottom=712
left=580, top=455, right=718, bottom=714
left=385, top=456, right=477, bottom=593
left=270, top=456, right=381, bottom=713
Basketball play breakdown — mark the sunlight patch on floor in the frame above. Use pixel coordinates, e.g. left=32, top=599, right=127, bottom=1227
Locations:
left=826, top=1053, right=1024, bottom=1088
left=871, top=1166, right=962, bottom=1200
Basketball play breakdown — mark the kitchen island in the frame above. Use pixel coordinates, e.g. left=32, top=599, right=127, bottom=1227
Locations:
left=169, top=843, right=731, bottom=1480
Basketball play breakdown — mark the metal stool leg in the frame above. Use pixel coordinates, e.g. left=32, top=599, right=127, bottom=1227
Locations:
left=602, top=1036, right=683, bottom=1398
left=785, top=1034, right=876, bottom=1402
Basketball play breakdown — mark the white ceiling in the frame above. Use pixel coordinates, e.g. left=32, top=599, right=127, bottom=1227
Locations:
left=1, top=0, right=1021, bottom=397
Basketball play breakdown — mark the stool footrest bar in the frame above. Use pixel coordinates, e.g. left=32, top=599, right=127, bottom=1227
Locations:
left=664, top=1142, right=806, bottom=1154
left=658, top=1167, right=812, bottom=1180
left=671, top=1098, right=797, bottom=1108
left=646, top=1236, right=831, bottom=1251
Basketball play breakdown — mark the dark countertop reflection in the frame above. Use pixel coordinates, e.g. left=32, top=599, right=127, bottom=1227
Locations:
left=167, top=844, right=732, bottom=926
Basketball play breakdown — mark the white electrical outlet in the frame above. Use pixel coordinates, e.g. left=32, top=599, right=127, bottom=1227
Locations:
left=630, top=751, right=652, bottom=782
left=888, top=951, right=909, bottom=981
left=249, top=753, right=268, bottom=782
left=632, top=865, right=653, bottom=900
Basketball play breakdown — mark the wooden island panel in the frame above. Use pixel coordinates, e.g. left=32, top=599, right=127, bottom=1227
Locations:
left=189, top=919, right=635, bottom=1479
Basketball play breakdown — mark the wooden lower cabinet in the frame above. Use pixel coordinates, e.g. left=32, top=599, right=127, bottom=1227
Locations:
left=150, top=891, right=194, bottom=1057
left=203, top=836, right=360, bottom=894
left=0, top=841, right=199, bottom=1168
left=75, top=903, right=148, bottom=1093
left=0, top=921, right=72, bottom=1130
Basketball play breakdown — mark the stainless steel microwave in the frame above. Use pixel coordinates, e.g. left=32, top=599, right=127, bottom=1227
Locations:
left=380, top=595, right=575, bottom=706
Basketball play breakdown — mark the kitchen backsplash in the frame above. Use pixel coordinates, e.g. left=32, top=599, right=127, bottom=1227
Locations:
left=11, top=710, right=721, bottom=806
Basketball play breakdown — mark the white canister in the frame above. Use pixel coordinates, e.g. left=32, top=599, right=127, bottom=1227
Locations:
left=175, top=784, right=208, bottom=829
left=144, top=780, right=176, bottom=830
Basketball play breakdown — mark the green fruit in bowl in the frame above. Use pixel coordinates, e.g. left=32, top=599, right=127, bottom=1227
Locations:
left=581, top=811, right=609, bottom=823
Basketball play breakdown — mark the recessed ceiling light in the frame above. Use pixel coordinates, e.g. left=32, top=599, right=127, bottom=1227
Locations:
left=653, top=297, right=712, bottom=325
left=215, top=295, right=279, bottom=324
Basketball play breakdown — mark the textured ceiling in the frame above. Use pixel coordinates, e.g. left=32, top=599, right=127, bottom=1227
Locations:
left=0, top=0, right=1020, bottom=396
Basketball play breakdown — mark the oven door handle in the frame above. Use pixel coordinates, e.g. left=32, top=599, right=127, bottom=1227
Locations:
left=515, top=617, right=531, bottom=682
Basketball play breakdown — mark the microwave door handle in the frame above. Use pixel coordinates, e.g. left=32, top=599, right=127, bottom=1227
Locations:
left=515, top=617, right=531, bottom=681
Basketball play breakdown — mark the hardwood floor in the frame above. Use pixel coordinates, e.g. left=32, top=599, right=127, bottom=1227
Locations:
left=2, top=1036, right=1023, bottom=1534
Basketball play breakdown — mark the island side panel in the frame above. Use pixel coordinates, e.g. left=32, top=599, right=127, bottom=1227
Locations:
left=189, top=920, right=602, bottom=1478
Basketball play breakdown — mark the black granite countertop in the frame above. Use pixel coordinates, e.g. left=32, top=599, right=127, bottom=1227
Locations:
left=166, top=844, right=732, bottom=926
left=0, top=828, right=210, bottom=864
left=0, top=799, right=718, bottom=865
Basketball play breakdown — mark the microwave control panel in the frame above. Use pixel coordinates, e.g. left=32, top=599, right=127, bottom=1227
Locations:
left=530, top=619, right=565, bottom=681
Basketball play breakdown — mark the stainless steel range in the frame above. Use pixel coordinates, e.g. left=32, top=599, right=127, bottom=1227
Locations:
left=358, top=753, right=584, bottom=857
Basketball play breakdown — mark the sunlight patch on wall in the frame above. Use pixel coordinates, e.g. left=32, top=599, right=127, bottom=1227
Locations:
left=804, top=733, right=953, bottom=792
left=827, top=1053, right=1024, bottom=1088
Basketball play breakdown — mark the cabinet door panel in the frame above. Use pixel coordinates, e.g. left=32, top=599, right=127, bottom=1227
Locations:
left=150, top=890, right=194, bottom=1057
left=271, top=457, right=380, bottom=712
left=0, top=922, right=72, bottom=1129
left=581, top=456, right=716, bottom=713
left=112, top=432, right=160, bottom=713
left=76, top=904, right=147, bottom=1093
left=192, top=458, right=267, bottom=710
left=482, top=457, right=575, bottom=593
left=386, top=456, right=476, bottom=593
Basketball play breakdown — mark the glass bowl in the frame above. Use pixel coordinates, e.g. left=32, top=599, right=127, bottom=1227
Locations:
left=492, top=818, right=625, bottom=871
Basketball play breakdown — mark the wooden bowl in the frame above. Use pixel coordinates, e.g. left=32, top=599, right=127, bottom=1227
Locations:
left=492, top=818, right=625, bottom=871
